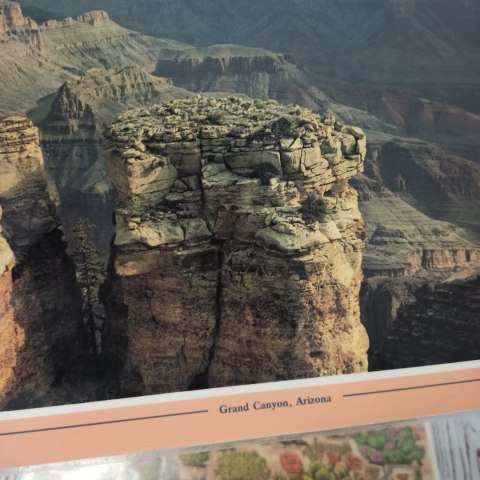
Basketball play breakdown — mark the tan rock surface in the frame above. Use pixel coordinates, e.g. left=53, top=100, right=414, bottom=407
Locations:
left=0, top=117, right=83, bottom=409
left=103, top=97, right=368, bottom=394
left=0, top=117, right=58, bottom=252
left=0, top=210, right=17, bottom=405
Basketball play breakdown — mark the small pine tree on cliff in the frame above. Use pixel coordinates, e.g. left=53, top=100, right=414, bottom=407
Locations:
left=70, top=217, right=105, bottom=357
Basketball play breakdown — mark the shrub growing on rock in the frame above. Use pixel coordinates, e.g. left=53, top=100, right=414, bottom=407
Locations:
left=253, top=162, right=280, bottom=185
left=207, top=111, right=225, bottom=125
left=271, top=116, right=295, bottom=138
left=299, top=194, right=328, bottom=224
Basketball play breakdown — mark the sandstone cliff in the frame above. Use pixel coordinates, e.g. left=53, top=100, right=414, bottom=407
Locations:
left=0, top=207, right=16, bottom=403
left=40, top=68, right=193, bottom=253
left=0, top=1, right=37, bottom=33
left=0, top=116, right=58, bottom=252
left=103, top=97, right=368, bottom=394
left=0, top=117, right=84, bottom=409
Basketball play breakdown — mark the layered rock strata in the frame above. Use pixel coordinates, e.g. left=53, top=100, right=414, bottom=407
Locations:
left=351, top=174, right=479, bottom=279
left=103, top=97, right=369, bottom=394
left=39, top=69, right=185, bottom=253
left=0, top=1, right=36, bottom=33
left=0, top=117, right=83, bottom=409
left=364, top=271, right=480, bottom=369
left=0, top=116, right=58, bottom=251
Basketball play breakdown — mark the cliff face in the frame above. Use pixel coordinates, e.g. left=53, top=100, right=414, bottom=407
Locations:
left=351, top=174, right=479, bottom=279
left=353, top=136, right=480, bottom=368
left=0, top=1, right=37, bottom=33
left=103, top=97, right=368, bottom=394
left=40, top=68, right=191, bottom=253
left=0, top=208, right=16, bottom=402
left=0, top=117, right=84, bottom=409
left=0, top=116, right=58, bottom=252
left=372, top=274, right=480, bottom=369
left=367, top=139, right=480, bottom=241
left=155, top=45, right=329, bottom=110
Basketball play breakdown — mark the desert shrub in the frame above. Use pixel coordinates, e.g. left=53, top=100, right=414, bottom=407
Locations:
left=215, top=450, right=270, bottom=480
left=253, top=162, right=280, bottom=185
left=207, top=111, right=225, bottom=125
left=247, top=129, right=269, bottom=143
left=179, top=451, right=210, bottom=467
left=299, top=194, right=328, bottom=224
left=271, top=116, right=295, bottom=137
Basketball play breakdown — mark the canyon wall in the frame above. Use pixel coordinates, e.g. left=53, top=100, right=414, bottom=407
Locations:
left=353, top=143, right=480, bottom=368
left=103, top=97, right=369, bottom=395
left=0, top=117, right=84, bottom=409
left=369, top=273, right=480, bottom=369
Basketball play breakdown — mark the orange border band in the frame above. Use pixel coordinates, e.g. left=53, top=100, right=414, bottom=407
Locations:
left=0, top=362, right=479, bottom=469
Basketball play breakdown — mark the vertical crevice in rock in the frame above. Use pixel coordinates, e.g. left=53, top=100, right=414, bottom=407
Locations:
left=189, top=240, right=224, bottom=390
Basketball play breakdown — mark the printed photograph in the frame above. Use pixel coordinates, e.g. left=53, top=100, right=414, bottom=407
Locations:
left=0, top=0, right=479, bottom=410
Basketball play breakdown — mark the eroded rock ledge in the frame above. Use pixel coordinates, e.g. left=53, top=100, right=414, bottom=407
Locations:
left=103, top=97, right=369, bottom=394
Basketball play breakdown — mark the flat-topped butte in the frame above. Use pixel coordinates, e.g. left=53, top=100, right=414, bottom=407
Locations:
left=103, top=98, right=369, bottom=390
left=104, top=96, right=366, bottom=256
left=104, top=96, right=365, bottom=153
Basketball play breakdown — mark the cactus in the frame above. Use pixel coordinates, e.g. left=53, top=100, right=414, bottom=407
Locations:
left=355, top=426, right=425, bottom=479
left=355, top=426, right=424, bottom=467
left=215, top=450, right=270, bottom=480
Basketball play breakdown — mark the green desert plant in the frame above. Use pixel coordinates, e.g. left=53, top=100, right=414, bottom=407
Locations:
left=179, top=451, right=210, bottom=467
left=304, top=439, right=351, bottom=464
left=354, top=426, right=425, bottom=479
left=215, top=450, right=270, bottom=480
left=354, top=426, right=424, bottom=466
left=271, top=116, right=295, bottom=138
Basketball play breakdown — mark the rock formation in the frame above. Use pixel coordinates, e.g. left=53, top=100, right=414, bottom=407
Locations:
left=0, top=208, right=16, bottom=405
left=40, top=68, right=190, bottom=253
left=366, top=139, right=480, bottom=241
left=363, top=271, right=480, bottom=370
left=0, top=2, right=175, bottom=117
left=352, top=174, right=479, bottom=279
left=0, top=1, right=37, bottom=33
left=103, top=97, right=369, bottom=395
left=154, top=45, right=326, bottom=110
left=0, top=117, right=84, bottom=409
left=0, top=116, right=59, bottom=251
